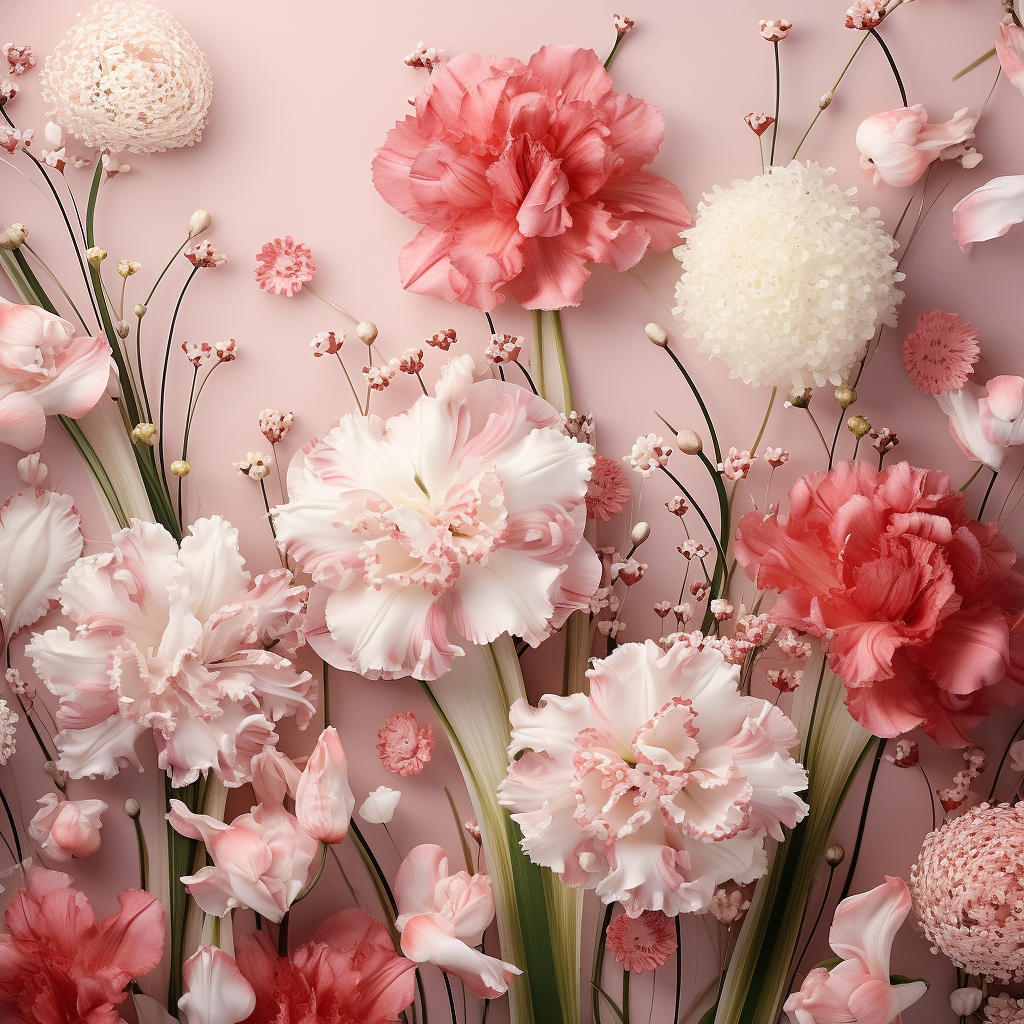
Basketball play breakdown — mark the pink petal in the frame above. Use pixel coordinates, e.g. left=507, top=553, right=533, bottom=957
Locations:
left=593, top=172, right=692, bottom=250
left=397, top=225, right=465, bottom=306
left=603, top=92, right=668, bottom=178
left=525, top=45, right=612, bottom=107
left=395, top=844, right=448, bottom=926
left=295, top=726, right=355, bottom=844
left=179, top=946, right=256, bottom=1024
left=29, top=334, right=111, bottom=419
left=846, top=977, right=903, bottom=1024
left=0, top=390, right=46, bottom=451
left=996, top=23, right=1024, bottom=96
left=952, top=174, right=1024, bottom=251
left=505, top=233, right=591, bottom=309
left=829, top=875, right=911, bottom=980
left=371, top=117, right=440, bottom=221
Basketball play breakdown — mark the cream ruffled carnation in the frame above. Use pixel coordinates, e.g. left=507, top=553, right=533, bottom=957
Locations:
left=673, top=161, right=905, bottom=389
left=41, top=1, right=213, bottom=154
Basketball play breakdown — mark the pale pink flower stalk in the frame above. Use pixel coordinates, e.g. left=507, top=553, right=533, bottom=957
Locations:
left=28, top=794, right=107, bottom=861
left=295, top=726, right=355, bottom=844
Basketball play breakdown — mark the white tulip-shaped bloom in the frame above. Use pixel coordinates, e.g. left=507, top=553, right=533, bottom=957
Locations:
left=273, top=355, right=600, bottom=680
left=179, top=946, right=256, bottom=1024
left=26, top=516, right=315, bottom=786
left=499, top=639, right=810, bottom=916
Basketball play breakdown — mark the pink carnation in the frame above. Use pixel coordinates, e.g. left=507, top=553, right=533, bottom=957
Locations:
left=586, top=454, right=630, bottom=522
left=605, top=910, right=677, bottom=973
left=255, top=236, right=315, bottom=296
left=736, top=461, right=1024, bottom=747
left=376, top=711, right=434, bottom=775
left=372, top=45, right=690, bottom=311
left=902, top=310, right=980, bottom=396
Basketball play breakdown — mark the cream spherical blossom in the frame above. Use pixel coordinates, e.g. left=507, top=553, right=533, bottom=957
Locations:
left=498, top=638, right=809, bottom=916
left=910, top=802, right=1024, bottom=983
left=673, top=161, right=904, bottom=389
left=41, top=1, right=213, bottom=154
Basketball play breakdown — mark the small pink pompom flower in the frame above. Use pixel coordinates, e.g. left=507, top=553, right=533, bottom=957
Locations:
left=3, top=44, right=34, bottom=75
left=605, top=911, right=677, bottom=973
left=376, top=712, right=434, bottom=776
left=255, top=236, right=315, bottom=297
left=759, top=19, right=792, bottom=41
left=902, top=310, right=980, bottom=396
left=586, top=454, right=630, bottom=522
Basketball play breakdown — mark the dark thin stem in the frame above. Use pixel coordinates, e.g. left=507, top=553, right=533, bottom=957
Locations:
left=592, top=903, right=614, bottom=1024
left=145, top=239, right=190, bottom=307
left=770, top=41, right=781, bottom=167
left=661, top=345, right=722, bottom=465
left=514, top=359, right=538, bottom=395
left=278, top=911, right=290, bottom=956
left=621, top=969, right=631, bottom=1024
left=158, top=266, right=199, bottom=479
left=130, top=810, right=149, bottom=890
left=837, top=738, right=887, bottom=903
left=659, top=466, right=729, bottom=569
left=793, top=864, right=837, bottom=976
left=988, top=716, right=1024, bottom=801
left=0, top=782, right=24, bottom=867
left=979, top=470, right=999, bottom=519
left=483, top=311, right=496, bottom=337
left=443, top=971, right=459, bottom=1024
left=673, top=917, right=683, bottom=1024
left=260, top=479, right=280, bottom=542
left=415, top=371, right=428, bottom=395
left=498, top=365, right=505, bottom=382
left=177, top=368, right=199, bottom=523
left=918, top=762, right=937, bottom=832
left=870, top=28, right=908, bottom=106
left=604, top=32, right=627, bottom=71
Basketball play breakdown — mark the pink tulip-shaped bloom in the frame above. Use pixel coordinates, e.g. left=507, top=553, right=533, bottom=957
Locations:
left=26, top=516, right=315, bottom=786
left=372, top=45, right=690, bottom=311
left=857, top=104, right=977, bottom=187
left=273, top=355, right=600, bottom=681
left=784, top=876, right=927, bottom=1024
left=295, top=726, right=355, bottom=844
left=0, top=868, right=164, bottom=1024
left=27, top=793, right=107, bottom=862
left=498, top=639, right=809, bottom=916
left=0, top=297, right=111, bottom=452
left=997, top=21, right=1024, bottom=96
left=736, top=461, right=1024, bottom=747
left=179, top=945, right=256, bottom=1024
left=937, top=382, right=1008, bottom=471
left=167, top=797, right=318, bottom=923
left=235, top=908, right=416, bottom=1024
left=395, top=843, right=521, bottom=998
left=980, top=375, right=1024, bottom=448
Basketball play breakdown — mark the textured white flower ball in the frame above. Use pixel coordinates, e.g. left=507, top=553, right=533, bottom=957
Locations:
left=41, top=1, right=213, bottom=155
left=673, top=161, right=904, bottom=389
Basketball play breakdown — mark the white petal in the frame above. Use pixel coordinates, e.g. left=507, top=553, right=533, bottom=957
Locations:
left=179, top=517, right=250, bottom=622
left=179, top=945, right=256, bottom=1024
left=359, top=785, right=401, bottom=823
left=952, top=174, right=1024, bottom=251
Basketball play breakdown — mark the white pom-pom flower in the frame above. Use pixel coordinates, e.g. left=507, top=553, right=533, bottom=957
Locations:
left=498, top=638, right=809, bottom=916
left=673, top=161, right=904, bottom=389
left=41, top=1, right=213, bottom=154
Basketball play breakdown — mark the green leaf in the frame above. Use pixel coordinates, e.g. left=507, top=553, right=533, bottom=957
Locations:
left=890, top=975, right=929, bottom=990
left=698, top=1006, right=718, bottom=1024
left=590, top=982, right=627, bottom=1024
left=812, top=957, right=842, bottom=972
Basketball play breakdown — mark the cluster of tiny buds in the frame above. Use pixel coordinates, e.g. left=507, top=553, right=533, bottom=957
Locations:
left=86, top=246, right=106, bottom=267
left=759, top=18, right=793, bottom=41
left=764, top=446, right=789, bottom=467
left=766, top=668, right=802, bottom=693
left=611, top=557, right=646, bottom=586
left=259, top=409, right=294, bottom=445
left=405, top=41, right=446, bottom=71
left=744, top=112, right=775, bottom=137
left=846, top=0, right=887, bottom=31
left=627, top=434, right=672, bottom=476
left=101, top=153, right=130, bottom=179
left=364, top=361, right=399, bottom=391
left=185, top=240, right=228, bottom=268
left=131, top=422, right=158, bottom=446
left=234, top=451, right=272, bottom=481
left=0, top=125, right=32, bottom=153
left=665, top=494, right=689, bottom=517
left=598, top=619, right=626, bottom=639
left=785, top=388, right=813, bottom=409
left=887, top=737, right=920, bottom=768
left=0, top=222, right=26, bottom=250
left=311, top=330, right=343, bottom=357
left=847, top=415, right=872, bottom=439
left=0, top=79, right=18, bottom=104
left=720, top=447, right=756, bottom=481
left=710, top=598, right=735, bottom=621
left=613, top=13, right=635, bottom=36
left=485, top=333, right=522, bottom=365
left=870, top=426, right=899, bottom=454
left=3, top=43, right=34, bottom=75
left=563, top=411, right=595, bottom=444
left=937, top=746, right=988, bottom=812
left=678, top=539, right=709, bottom=560
left=116, top=258, right=141, bottom=278
left=398, top=348, right=424, bottom=374
left=463, top=820, right=482, bottom=844
left=427, top=328, right=457, bottom=350
left=777, top=629, right=813, bottom=660
left=690, top=580, right=710, bottom=601
left=183, top=339, right=237, bottom=366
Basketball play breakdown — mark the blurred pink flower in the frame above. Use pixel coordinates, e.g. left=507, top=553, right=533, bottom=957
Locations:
left=996, top=22, right=1024, bottom=96
left=395, top=843, right=521, bottom=998
left=586, top=453, right=630, bottom=521
left=274, top=355, right=600, bottom=680
left=0, top=868, right=164, bottom=1024
left=499, top=639, right=809, bottom=915
left=953, top=175, right=1024, bottom=251
left=235, top=908, right=416, bottom=1024
left=605, top=910, right=677, bottom=973
left=372, top=45, right=689, bottom=311
left=736, top=461, right=1024, bottom=747
left=179, top=945, right=256, bottom=1024
left=28, top=793, right=106, bottom=862
left=185, top=239, right=227, bottom=268
left=846, top=0, right=887, bottom=30
left=295, top=726, right=355, bottom=844
left=3, top=43, right=34, bottom=75
left=0, top=297, right=111, bottom=451
left=376, top=711, right=434, bottom=775
left=27, top=516, right=314, bottom=786
left=254, top=236, right=315, bottom=296
left=980, top=375, right=1024, bottom=447
left=784, top=876, right=927, bottom=1024
left=168, top=796, right=318, bottom=923
left=902, top=310, right=980, bottom=396
left=938, top=382, right=1007, bottom=470
left=857, top=104, right=976, bottom=187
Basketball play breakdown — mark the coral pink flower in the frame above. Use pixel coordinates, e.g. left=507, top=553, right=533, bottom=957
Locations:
left=168, top=796, right=318, bottom=923
left=0, top=297, right=111, bottom=451
left=736, top=461, right=1024, bottom=746
left=0, top=868, right=164, bottom=1023
left=273, top=355, right=600, bottom=681
left=902, top=310, right=980, bottom=396
left=295, top=726, right=355, bottom=844
left=395, top=843, right=521, bottom=998
left=784, top=876, right=927, bottom=1024
left=27, top=793, right=106, bottom=862
left=499, top=639, right=809, bottom=915
left=235, top=908, right=416, bottom=1024
left=996, top=22, right=1024, bottom=97
left=180, top=945, right=256, bottom=1024
left=605, top=910, right=677, bottom=973
left=586, top=453, right=630, bottom=521
left=376, top=711, right=434, bottom=775
left=857, top=104, right=976, bottom=187
left=372, top=45, right=690, bottom=311
left=254, top=236, right=315, bottom=296
left=953, top=174, right=1024, bottom=251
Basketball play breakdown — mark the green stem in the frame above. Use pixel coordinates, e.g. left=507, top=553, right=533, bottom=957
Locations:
left=166, top=777, right=202, bottom=1014
left=769, top=41, right=781, bottom=167
left=531, top=310, right=547, bottom=401
left=621, top=970, right=631, bottom=1024
left=549, top=310, right=572, bottom=412
left=592, top=903, right=613, bottom=1024
left=659, top=467, right=729, bottom=581
left=59, top=415, right=130, bottom=529
left=661, top=344, right=722, bottom=466
left=870, top=27, right=907, bottom=105
left=158, top=266, right=199, bottom=481
left=959, top=463, right=984, bottom=492
left=604, top=32, right=626, bottom=70
left=953, top=47, right=997, bottom=81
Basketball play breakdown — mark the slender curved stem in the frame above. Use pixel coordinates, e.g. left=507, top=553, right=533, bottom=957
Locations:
left=659, top=466, right=728, bottom=569
left=592, top=903, right=614, bottom=1024
left=792, top=864, right=837, bottom=978
left=837, top=738, right=887, bottom=903
left=549, top=310, right=572, bottom=411
left=621, top=969, right=631, bottom=1024
left=661, top=345, right=722, bottom=466
left=769, top=41, right=781, bottom=167
left=513, top=359, right=538, bottom=395
left=988, top=716, right=1024, bottom=801
left=531, top=310, right=547, bottom=400
left=158, top=266, right=199, bottom=479
left=144, top=238, right=189, bottom=307
left=979, top=469, right=999, bottom=519
left=870, top=28, right=907, bottom=105
left=674, top=918, right=683, bottom=1024
left=23, top=244, right=90, bottom=332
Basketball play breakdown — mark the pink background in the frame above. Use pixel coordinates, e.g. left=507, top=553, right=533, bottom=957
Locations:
left=2, top=1, right=1024, bottom=1021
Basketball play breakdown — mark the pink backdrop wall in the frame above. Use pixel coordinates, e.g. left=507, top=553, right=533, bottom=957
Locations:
left=2, top=1, right=1023, bottom=1021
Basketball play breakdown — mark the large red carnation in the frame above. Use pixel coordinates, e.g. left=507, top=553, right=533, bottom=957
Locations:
left=372, top=45, right=690, bottom=311
left=736, top=460, right=1024, bottom=746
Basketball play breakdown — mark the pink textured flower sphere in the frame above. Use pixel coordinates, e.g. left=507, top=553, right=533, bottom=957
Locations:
left=605, top=910, right=677, bottom=973
left=371, top=45, right=690, bottom=311
left=498, top=639, right=809, bottom=916
left=586, top=453, right=630, bottom=521
left=254, top=236, right=315, bottom=296
left=377, top=712, right=434, bottom=775
left=902, top=310, right=980, bottom=396
left=910, top=802, right=1024, bottom=983
left=736, top=461, right=1024, bottom=747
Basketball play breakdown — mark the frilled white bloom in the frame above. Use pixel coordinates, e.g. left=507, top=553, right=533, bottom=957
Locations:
left=26, top=516, right=314, bottom=786
left=40, top=1, right=213, bottom=154
left=273, top=355, right=600, bottom=681
left=673, top=161, right=904, bottom=389
left=498, top=639, right=809, bottom=916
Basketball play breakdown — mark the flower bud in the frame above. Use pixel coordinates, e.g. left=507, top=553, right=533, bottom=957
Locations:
left=124, top=798, right=141, bottom=818
left=825, top=844, right=845, bottom=866
left=356, top=321, right=378, bottom=345
left=115, top=320, right=130, bottom=340
left=676, top=429, right=703, bottom=455
left=950, top=988, right=982, bottom=1016
left=187, top=209, right=212, bottom=238
left=630, top=521, right=651, bottom=547
left=44, top=121, right=63, bottom=146
left=847, top=415, right=871, bottom=439
left=28, top=794, right=107, bottom=861
left=180, top=945, right=256, bottom=1024
left=787, top=388, right=813, bottom=409
left=131, top=422, right=158, bottom=446
left=834, top=386, right=857, bottom=409
left=86, top=246, right=106, bottom=267
left=819, top=91, right=834, bottom=110
left=645, top=322, right=669, bottom=347
left=296, top=726, right=355, bottom=844
left=170, top=460, right=190, bottom=477
left=0, top=222, right=27, bottom=250
left=135, top=303, right=147, bottom=318
left=116, top=258, right=141, bottom=278
left=359, top=785, right=402, bottom=824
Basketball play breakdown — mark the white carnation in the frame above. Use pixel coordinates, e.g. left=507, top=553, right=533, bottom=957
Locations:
left=673, top=161, right=904, bottom=389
